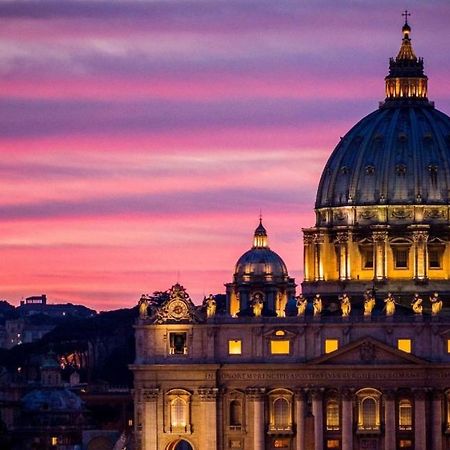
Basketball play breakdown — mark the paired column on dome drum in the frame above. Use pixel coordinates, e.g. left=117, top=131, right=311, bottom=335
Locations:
left=412, top=229, right=428, bottom=280
left=373, top=230, right=388, bottom=280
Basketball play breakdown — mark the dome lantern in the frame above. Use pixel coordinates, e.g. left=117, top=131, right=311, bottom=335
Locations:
left=253, top=218, right=269, bottom=248
left=385, top=11, right=428, bottom=100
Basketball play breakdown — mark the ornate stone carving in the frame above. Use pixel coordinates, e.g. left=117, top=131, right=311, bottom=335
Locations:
left=359, top=209, right=376, bottom=220
left=412, top=230, right=428, bottom=242
left=154, top=284, right=203, bottom=324
left=246, top=387, right=266, bottom=400
left=359, top=341, right=376, bottom=362
left=198, top=387, right=219, bottom=401
left=424, top=208, right=445, bottom=219
left=313, top=233, right=325, bottom=244
left=335, top=232, right=349, bottom=244
left=143, top=388, right=159, bottom=402
left=303, top=234, right=315, bottom=245
left=391, top=208, right=412, bottom=219
left=372, top=230, right=388, bottom=242
left=334, top=210, right=346, bottom=222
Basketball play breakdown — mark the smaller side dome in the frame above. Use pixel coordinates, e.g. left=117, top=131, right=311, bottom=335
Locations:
left=234, top=220, right=288, bottom=281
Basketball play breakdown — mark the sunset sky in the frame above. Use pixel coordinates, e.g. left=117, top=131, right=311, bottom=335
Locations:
left=1, top=0, right=450, bottom=311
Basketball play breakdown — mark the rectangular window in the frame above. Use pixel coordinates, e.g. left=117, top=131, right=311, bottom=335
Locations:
left=361, top=247, right=374, bottom=269
left=325, top=339, right=339, bottom=354
left=394, top=248, right=409, bottom=269
left=447, top=339, right=450, bottom=354
left=397, top=339, right=412, bottom=353
left=169, top=332, right=187, bottom=355
left=270, top=340, right=290, bottom=355
left=429, top=247, right=443, bottom=269
left=273, top=439, right=289, bottom=448
left=399, top=440, right=413, bottom=449
left=326, top=440, right=340, bottom=449
left=228, top=339, right=242, bottom=355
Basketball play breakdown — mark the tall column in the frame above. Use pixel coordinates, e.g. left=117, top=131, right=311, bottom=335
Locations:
left=304, top=234, right=314, bottom=282
left=414, top=389, right=426, bottom=450
left=198, top=388, right=219, bottom=450
left=311, top=389, right=324, bottom=450
left=384, top=390, right=396, bottom=450
left=412, top=229, right=428, bottom=280
left=373, top=230, right=388, bottom=280
left=143, top=388, right=159, bottom=450
left=432, top=391, right=443, bottom=450
left=247, top=388, right=265, bottom=450
left=336, top=232, right=351, bottom=281
left=341, top=389, right=353, bottom=450
left=313, top=233, right=324, bottom=281
left=295, top=389, right=306, bottom=450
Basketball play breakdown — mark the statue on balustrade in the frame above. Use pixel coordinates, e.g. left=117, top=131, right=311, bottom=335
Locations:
left=296, top=294, right=307, bottom=317
left=430, top=292, right=443, bottom=316
left=340, top=293, right=351, bottom=317
left=384, top=292, right=396, bottom=316
left=411, top=293, right=423, bottom=315
left=363, top=290, right=376, bottom=317
left=205, top=294, right=217, bottom=318
left=252, top=293, right=264, bottom=317
left=138, top=295, right=149, bottom=318
left=313, top=294, right=322, bottom=317
left=276, top=291, right=287, bottom=317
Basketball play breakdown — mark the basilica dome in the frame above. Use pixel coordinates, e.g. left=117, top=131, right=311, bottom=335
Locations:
left=316, top=24, right=450, bottom=210
left=234, top=220, right=288, bottom=280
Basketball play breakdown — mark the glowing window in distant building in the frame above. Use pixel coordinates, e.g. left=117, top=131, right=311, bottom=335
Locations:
left=397, top=339, right=412, bottom=353
left=327, top=440, right=340, bottom=449
left=270, top=340, right=290, bottom=355
left=361, top=397, right=377, bottom=429
left=326, top=400, right=340, bottom=430
left=275, top=330, right=285, bottom=336
left=325, top=339, right=339, bottom=354
left=447, top=339, right=450, bottom=353
left=228, top=340, right=242, bottom=355
left=399, top=440, right=413, bottom=448
left=399, top=399, right=413, bottom=430
left=51, top=437, right=58, bottom=446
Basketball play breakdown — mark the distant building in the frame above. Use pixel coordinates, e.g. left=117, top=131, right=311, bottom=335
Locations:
left=131, top=18, right=450, bottom=450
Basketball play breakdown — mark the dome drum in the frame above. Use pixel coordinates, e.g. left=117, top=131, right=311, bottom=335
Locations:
left=303, top=20, right=450, bottom=302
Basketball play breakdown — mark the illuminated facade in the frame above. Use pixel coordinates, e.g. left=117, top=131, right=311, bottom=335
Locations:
left=131, top=17, right=450, bottom=450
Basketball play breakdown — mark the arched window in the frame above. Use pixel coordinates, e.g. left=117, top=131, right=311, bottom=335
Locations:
left=326, top=400, right=340, bottom=430
left=356, top=389, right=381, bottom=432
left=229, top=400, right=242, bottom=428
left=273, top=398, right=290, bottom=429
left=399, top=399, right=413, bottom=430
left=171, top=398, right=187, bottom=430
left=361, top=398, right=377, bottom=428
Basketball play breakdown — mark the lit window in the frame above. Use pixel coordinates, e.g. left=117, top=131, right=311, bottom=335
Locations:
left=325, top=339, right=339, bottom=354
left=447, top=339, right=450, bottom=353
left=398, top=339, right=412, bottom=353
left=170, top=397, right=187, bottom=430
left=399, top=440, right=413, bottom=448
left=270, top=340, right=290, bottom=355
left=399, top=399, right=413, bottom=430
left=357, top=389, right=381, bottom=432
left=327, top=440, right=340, bottom=449
left=229, top=400, right=242, bottom=428
left=326, top=400, right=340, bottom=430
left=228, top=340, right=242, bottom=355
left=394, top=247, right=409, bottom=269
left=274, top=439, right=289, bottom=448
left=275, top=330, right=285, bottom=336
left=273, top=398, right=290, bottom=430
left=169, top=332, right=187, bottom=355
left=51, top=437, right=58, bottom=446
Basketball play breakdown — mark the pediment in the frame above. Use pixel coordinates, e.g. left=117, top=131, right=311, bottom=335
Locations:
left=309, top=336, right=428, bottom=366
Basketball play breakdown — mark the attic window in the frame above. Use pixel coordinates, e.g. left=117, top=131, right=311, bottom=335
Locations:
left=397, top=339, right=412, bottom=354
left=325, top=339, right=339, bottom=354
left=169, top=332, right=188, bottom=355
